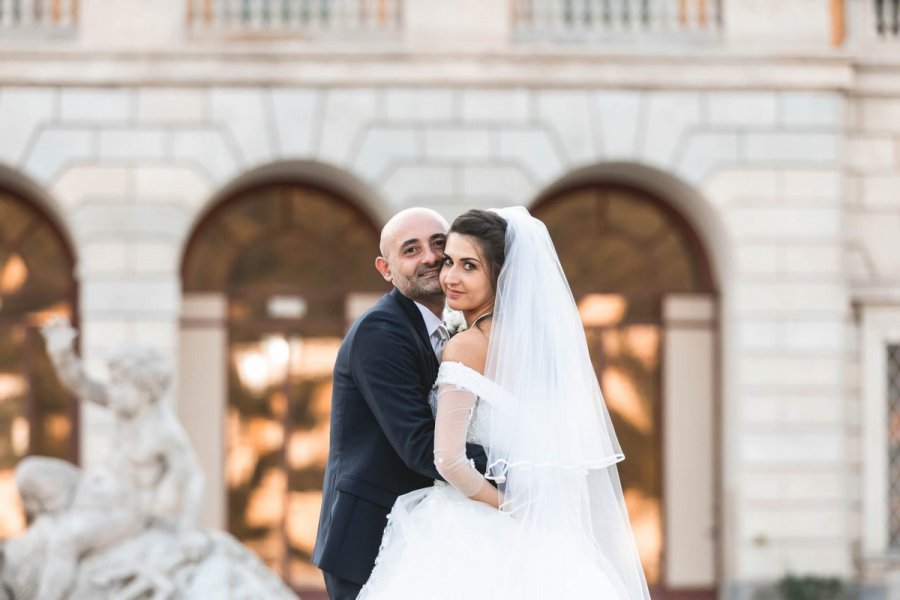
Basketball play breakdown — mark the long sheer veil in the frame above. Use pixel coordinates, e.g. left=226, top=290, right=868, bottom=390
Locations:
left=484, top=206, right=650, bottom=599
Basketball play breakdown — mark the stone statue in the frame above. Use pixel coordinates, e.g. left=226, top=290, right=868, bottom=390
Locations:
left=41, top=318, right=204, bottom=536
left=0, top=317, right=298, bottom=600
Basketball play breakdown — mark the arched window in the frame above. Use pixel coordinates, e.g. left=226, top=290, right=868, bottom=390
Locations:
left=0, top=190, right=78, bottom=538
left=182, top=183, right=384, bottom=592
left=534, top=183, right=716, bottom=594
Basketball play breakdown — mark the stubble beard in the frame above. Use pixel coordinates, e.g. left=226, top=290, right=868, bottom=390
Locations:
left=394, top=263, right=445, bottom=305
left=401, top=275, right=444, bottom=304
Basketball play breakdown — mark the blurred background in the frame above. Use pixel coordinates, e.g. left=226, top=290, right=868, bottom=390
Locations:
left=0, top=0, right=897, bottom=598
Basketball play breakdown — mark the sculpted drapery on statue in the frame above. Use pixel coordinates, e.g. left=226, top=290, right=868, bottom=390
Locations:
left=0, top=318, right=297, bottom=600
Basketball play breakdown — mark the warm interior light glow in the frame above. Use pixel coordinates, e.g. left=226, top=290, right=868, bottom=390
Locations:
left=226, top=408, right=258, bottom=489
left=624, top=488, right=662, bottom=585
left=0, top=254, right=28, bottom=295
left=234, top=335, right=342, bottom=393
left=287, top=490, right=323, bottom=554
left=624, top=326, right=661, bottom=371
left=226, top=441, right=257, bottom=489
left=269, top=390, right=288, bottom=419
left=287, top=426, right=330, bottom=471
left=310, top=381, right=332, bottom=420
left=0, top=469, right=26, bottom=538
left=263, top=335, right=290, bottom=374
left=289, top=559, right=326, bottom=590
left=12, top=416, right=29, bottom=457
left=0, top=372, right=27, bottom=402
left=234, top=349, right=269, bottom=393
left=247, top=416, right=284, bottom=455
left=245, top=468, right=285, bottom=529
left=578, top=294, right=627, bottom=327
left=288, top=337, right=341, bottom=378
left=44, top=414, right=71, bottom=443
left=27, top=302, right=72, bottom=327
left=601, top=367, right=653, bottom=435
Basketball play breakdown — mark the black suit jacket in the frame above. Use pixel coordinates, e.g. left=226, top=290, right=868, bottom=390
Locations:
left=312, top=288, right=488, bottom=585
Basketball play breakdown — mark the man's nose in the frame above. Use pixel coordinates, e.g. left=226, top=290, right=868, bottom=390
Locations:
left=422, top=246, right=441, bottom=265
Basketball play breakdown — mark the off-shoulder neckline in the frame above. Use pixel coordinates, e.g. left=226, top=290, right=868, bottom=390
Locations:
left=439, top=360, right=487, bottom=379
left=437, top=360, right=511, bottom=402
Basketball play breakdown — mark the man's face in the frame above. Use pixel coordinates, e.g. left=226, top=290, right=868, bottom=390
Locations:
left=376, top=212, right=448, bottom=303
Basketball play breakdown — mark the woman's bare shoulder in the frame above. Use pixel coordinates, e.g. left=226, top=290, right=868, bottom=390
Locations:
left=441, top=327, right=489, bottom=374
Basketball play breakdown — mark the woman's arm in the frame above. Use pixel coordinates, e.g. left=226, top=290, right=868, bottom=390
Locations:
left=433, top=384, right=500, bottom=508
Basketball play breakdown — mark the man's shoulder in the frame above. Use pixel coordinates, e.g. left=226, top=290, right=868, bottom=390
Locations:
left=355, top=292, right=403, bottom=323
left=348, top=292, right=411, bottom=338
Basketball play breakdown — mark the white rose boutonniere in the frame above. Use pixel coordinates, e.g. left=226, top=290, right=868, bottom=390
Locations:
left=443, top=307, right=467, bottom=337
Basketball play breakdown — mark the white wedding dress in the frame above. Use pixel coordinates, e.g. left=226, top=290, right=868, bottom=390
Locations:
left=358, top=361, right=632, bottom=600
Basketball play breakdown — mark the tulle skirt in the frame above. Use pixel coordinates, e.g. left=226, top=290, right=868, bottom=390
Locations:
left=359, top=482, right=630, bottom=600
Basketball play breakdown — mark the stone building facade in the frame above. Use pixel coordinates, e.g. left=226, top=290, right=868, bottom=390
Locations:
left=0, top=0, right=899, bottom=597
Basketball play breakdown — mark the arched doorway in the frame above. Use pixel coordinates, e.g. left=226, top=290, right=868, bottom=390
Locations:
left=181, top=182, right=385, bottom=593
left=0, top=189, right=78, bottom=538
left=533, top=183, right=718, bottom=599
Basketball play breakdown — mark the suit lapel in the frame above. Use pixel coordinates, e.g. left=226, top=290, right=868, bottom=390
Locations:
left=390, top=288, right=439, bottom=371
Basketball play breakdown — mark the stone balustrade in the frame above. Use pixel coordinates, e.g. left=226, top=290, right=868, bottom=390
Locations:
left=0, top=0, right=77, bottom=31
left=186, top=0, right=402, bottom=35
left=511, top=0, right=721, bottom=39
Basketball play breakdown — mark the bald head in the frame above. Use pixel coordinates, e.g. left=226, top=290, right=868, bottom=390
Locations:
left=375, top=207, right=449, bottom=311
left=380, top=207, right=449, bottom=259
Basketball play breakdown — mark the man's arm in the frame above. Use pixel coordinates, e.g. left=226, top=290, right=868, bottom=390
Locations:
left=350, top=313, right=443, bottom=481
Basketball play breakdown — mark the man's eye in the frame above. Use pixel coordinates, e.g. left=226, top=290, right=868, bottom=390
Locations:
left=434, top=239, right=446, bottom=248
left=404, top=247, right=417, bottom=255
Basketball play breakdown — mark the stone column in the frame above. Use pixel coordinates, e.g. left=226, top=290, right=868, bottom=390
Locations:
left=178, top=293, right=228, bottom=530
left=663, top=294, right=718, bottom=589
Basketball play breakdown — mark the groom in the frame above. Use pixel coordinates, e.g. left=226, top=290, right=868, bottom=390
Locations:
left=313, top=208, right=488, bottom=599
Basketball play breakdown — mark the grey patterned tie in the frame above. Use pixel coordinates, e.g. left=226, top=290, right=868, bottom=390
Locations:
left=433, top=323, right=450, bottom=360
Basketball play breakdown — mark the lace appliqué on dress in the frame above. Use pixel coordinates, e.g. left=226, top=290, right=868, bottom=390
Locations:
left=432, top=361, right=506, bottom=445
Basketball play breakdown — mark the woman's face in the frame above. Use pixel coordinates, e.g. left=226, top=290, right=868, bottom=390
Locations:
left=440, top=233, right=494, bottom=314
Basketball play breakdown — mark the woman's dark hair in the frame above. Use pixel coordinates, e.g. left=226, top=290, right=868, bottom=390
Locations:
left=448, top=209, right=508, bottom=290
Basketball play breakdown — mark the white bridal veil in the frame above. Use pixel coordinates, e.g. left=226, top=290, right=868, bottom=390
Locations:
left=484, top=206, right=650, bottom=599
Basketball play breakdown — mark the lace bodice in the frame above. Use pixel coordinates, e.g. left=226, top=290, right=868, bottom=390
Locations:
left=428, top=361, right=506, bottom=445
left=426, top=361, right=511, bottom=502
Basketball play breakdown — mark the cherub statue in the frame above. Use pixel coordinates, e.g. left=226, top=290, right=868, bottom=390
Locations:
left=41, top=317, right=204, bottom=534
left=0, top=319, right=297, bottom=600
left=34, top=317, right=207, bottom=600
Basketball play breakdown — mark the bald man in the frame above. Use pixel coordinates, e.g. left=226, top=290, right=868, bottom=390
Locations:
left=312, top=208, right=488, bottom=599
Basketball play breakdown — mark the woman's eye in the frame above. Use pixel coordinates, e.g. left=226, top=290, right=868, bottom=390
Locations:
left=464, top=263, right=475, bottom=271
left=443, top=257, right=452, bottom=266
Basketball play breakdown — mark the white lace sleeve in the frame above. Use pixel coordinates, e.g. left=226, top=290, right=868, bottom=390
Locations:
left=433, top=383, right=499, bottom=507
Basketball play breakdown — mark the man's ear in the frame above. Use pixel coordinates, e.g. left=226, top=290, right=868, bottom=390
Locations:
left=375, top=256, right=393, bottom=283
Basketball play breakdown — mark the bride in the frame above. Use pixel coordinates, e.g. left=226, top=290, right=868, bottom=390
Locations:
left=359, top=207, right=650, bottom=600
